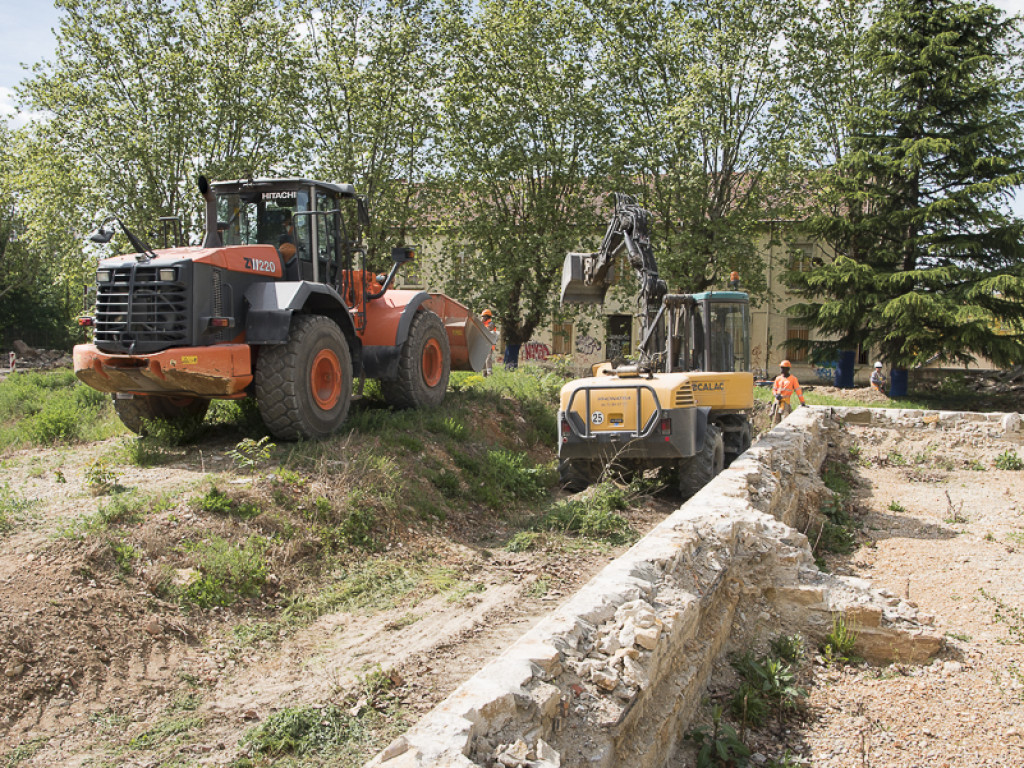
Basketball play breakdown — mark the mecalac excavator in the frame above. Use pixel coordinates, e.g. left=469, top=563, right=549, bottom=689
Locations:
left=74, top=176, right=495, bottom=440
left=557, top=193, right=754, bottom=496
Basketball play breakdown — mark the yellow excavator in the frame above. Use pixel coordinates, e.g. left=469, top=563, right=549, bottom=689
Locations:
left=557, top=193, right=754, bottom=496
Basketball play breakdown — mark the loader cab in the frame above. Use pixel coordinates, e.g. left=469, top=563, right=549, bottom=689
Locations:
left=692, top=291, right=750, bottom=374
left=213, top=178, right=361, bottom=285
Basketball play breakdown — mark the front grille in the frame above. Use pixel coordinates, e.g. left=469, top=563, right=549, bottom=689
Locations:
left=94, top=265, right=190, bottom=354
left=673, top=383, right=696, bottom=408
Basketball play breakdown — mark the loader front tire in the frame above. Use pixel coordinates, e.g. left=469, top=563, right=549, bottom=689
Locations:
left=381, top=310, right=450, bottom=409
left=558, top=459, right=601, bottom=493
left=255, top=314, right=353, bottom=440
left=678, top=423, right=724, bottom=499
left=113, top=394, right=209, bottom=437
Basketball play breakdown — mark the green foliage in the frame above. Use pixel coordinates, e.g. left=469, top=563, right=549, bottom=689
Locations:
left=789, top=0, right=1024, bottom=369
left=686, top=705, right=751, bottom=768
left=887, top=500, right=905, bottom=513
left=128, top=715, right=204, bottom=750
left=198, top=486, right=260, bottom=519
left=110, top=540, right=139, bottom=575
left=532, top=482, right=636, bottom=545
left=0, top=371, right=119, bottom=451
left=768, top=634, right=805, bottom=664
left=283, top=559, right=417, bottom=621
left=237, top=666, right=402, bottom=762
left=979, top=588, right=1024, bottom=644
left=995, top=450, right=1024, bottom=471
left=84, top=458, right=120, bottom=492
left=180, top=536, right=270, bottom=609
left=821, top=613, right=858, bottom=665
left=730, top=651, right=806, bottom=724
left=0, top=483, right=35, bottom=532
left=505, top=531, right=539, bottom=552
left=453, top=449, right=551, bottom=509
left=1, top=735, right=50, bottom=767
left=227, top=436, right=275, bottom=475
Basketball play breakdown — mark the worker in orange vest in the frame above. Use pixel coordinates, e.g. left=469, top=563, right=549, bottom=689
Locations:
left=481, top=309, right=495, bottom=376
left=771, top=359, right=806, bottom=425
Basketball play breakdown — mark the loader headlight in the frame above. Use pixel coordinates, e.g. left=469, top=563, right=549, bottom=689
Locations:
left=158, top=268, right=177, bottom=282
left=96, top=270, right=112, bottom=283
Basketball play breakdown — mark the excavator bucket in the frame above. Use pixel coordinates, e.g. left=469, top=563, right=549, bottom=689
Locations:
left=423, top=294, right=498, bottom=372
left=561, top=251, right=613, bottom=305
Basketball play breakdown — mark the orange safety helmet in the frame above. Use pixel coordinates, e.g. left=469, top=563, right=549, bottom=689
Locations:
left=481, top=309, right=492, bottom=317
left=780, top=359, right=792, bottom=368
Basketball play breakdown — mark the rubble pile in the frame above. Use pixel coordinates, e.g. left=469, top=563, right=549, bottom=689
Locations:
left=2, top=340, right=73, bottom=373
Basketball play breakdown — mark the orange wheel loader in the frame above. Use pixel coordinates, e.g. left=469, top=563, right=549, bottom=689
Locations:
left=74, top=176, right=495, bottom=440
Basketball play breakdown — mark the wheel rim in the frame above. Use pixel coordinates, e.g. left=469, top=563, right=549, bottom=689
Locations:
left=421, top=338, right=443, bottom=388
left=311, top=349, right=343, bottom=410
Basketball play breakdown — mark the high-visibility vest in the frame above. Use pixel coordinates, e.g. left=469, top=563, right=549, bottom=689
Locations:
left=772, top=373, right=804, bottom=404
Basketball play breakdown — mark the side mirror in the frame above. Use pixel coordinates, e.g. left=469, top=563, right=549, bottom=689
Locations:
left=357, top=198, right=371, bottom=229
left=198, top=175, right=210, bottom=197
left=391, top=246, right=416, bottom=264
left=89, top=225, right=115, bottom=244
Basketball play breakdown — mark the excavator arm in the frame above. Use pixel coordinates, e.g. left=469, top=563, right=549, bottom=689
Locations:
left=561, top=193, right=668, bottom=367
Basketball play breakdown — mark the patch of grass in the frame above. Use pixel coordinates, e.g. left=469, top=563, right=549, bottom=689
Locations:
left=179, top=536, right=270, bottom=609
left=453, top=449, right=551, bottom=508
left=283, top=559, right=418, bottom=622
left=237, top=668, right=404, bottom=762
left=0, top=483, right=35, bottom=533
left=505, top=531, right=539, bottom=552
left=128, top=714, right=204, bottom=749
left=526, top=577, right=551, bottom=598
left=979, top=588, right=1024, bottom=644
left=945, top=631, right=972, bottom=642
left=995, top=449, right=1024, bottom=471
left=821, top=613, right=859, bottom=665
left=887, top=500, right=906, bottom=513
left=2, top=735, right=49, bottom=767
left=531, top=482, right=636, bottom=545
left=198, top=486, right=261, bottom=519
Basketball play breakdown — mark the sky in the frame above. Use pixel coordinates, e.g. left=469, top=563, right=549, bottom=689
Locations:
left=2, top=0, right=1024, bottom=209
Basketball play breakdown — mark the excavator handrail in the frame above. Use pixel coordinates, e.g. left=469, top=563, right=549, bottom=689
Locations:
left=562, top=383, right=664, bottom=441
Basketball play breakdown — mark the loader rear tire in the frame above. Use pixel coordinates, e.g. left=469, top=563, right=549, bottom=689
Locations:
left=678, top=423, right=724, bottom=499
left=255, top=314, right=353, bottom=440
left=381, top=310, right=450, bottom=409
left=113, top=395, right=209, bottom=437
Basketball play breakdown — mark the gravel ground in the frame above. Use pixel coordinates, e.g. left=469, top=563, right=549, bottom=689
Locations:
left=777, top=422, right=1024, bottom=768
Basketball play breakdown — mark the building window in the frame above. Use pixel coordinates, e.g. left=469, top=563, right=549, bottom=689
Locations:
left=789, top=244, right=815, bottom=272
left=552, top=322, right=572, bottom=355
left=786, top=320, right=809, bottom=363
left=607, top=315, right=632, bottom=360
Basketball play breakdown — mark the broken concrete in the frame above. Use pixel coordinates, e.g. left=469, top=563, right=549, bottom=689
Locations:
left=366, top=406, right=947, bottom=768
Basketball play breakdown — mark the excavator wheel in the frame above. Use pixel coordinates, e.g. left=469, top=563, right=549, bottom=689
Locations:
left=255, top=314, right=353, bottom=440
left=113, top=394, right=209, bottom=438
left=678, top=423, right=724, bottom=499
left=381, top=310, right=450, bottom=409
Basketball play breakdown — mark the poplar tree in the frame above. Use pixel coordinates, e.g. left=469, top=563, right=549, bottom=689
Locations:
left=790, top=0, right=1024, bottom=369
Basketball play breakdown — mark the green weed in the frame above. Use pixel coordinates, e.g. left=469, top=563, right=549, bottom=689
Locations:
left=886, top=449, right=907, bottom=466
left=945, top=631, right=972, bottom=642
left=730, top=652, right=806, bottom=724
left=180, top=536, right=270, bottom=609
left=227, top=436, right=275, bottom=474
left=505, top=531, right=539, bottom=552
left=198, top=486, right=260, bottom=519
left=686, top=705, right=750, bottom=768
left=821, top=613, right=859, bottom=665
left=453, top=449, right=551, bottom=508
left=769, top=634, right=805, bottom=664
left=532, top=483, right=636, bottom=545
left=0, top=483, right=35, bottom=532
left=111, top=540, right=139, bottom=575
left=995, top=449, right=1024, bottom=471
left=979, top=588, right=1024, bottom=644
left=1, top=736, right=49, bottom=766
left=887, top=500, right=905, bottom=513
left=128, top=714, right=204, bottom=749
left=283, top=559, right=417, bottom=621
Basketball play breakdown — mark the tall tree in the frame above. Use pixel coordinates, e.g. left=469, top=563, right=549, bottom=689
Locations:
left=434, top=0, right=609, bottom=362
left=789, top=0, right=1024, bottom=369
left=296, top=0, right=441, bottom=266
left=591, top=0, right=803, bottom=298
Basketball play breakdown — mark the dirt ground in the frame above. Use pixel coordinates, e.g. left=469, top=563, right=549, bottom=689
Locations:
left=688, top=417, right=1024, bottom=768
left=3, top=399, right=1024, bottom=767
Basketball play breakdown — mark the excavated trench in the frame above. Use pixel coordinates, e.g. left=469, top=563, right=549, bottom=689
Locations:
left=365, top=406, right=1021, bottom=768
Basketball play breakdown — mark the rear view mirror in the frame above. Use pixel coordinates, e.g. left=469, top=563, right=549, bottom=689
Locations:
left=391, top=246, right=416, bottom=264
left=89, top=226, right=115, bottom=244
left=357, top=198, right=371, bottom=229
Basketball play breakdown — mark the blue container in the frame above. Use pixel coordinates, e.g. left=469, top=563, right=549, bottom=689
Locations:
left=890, top=368, right=908, bottom=398
left=834, top=350, right=856, bottom=389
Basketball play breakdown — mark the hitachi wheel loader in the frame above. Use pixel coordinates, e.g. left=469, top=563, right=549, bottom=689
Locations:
left=74, top=176, right=495, bottom=440
left=558, top=193, right=754, bottom=496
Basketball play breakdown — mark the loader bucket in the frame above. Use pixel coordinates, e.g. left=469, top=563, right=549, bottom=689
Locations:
left=561, top=251, right=613, bottom=305
left=424, top=294, right=498, bottom=372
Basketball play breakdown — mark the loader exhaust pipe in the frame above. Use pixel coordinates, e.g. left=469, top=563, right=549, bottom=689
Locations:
left=197, top=175, right=223, bottom=249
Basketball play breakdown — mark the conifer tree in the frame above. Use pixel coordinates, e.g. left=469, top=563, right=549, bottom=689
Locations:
left=790, top=0, right=1024, bottom=369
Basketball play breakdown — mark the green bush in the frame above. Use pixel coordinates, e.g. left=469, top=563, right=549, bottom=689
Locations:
left=995, top=449, right=1024, bottom=471
left=180, top=536, right=270, bottom=608
left=532, top=483, right=635, bottom=545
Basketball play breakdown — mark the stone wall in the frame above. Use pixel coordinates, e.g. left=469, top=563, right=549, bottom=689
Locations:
left=366, top=407, right=944, bottom=768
